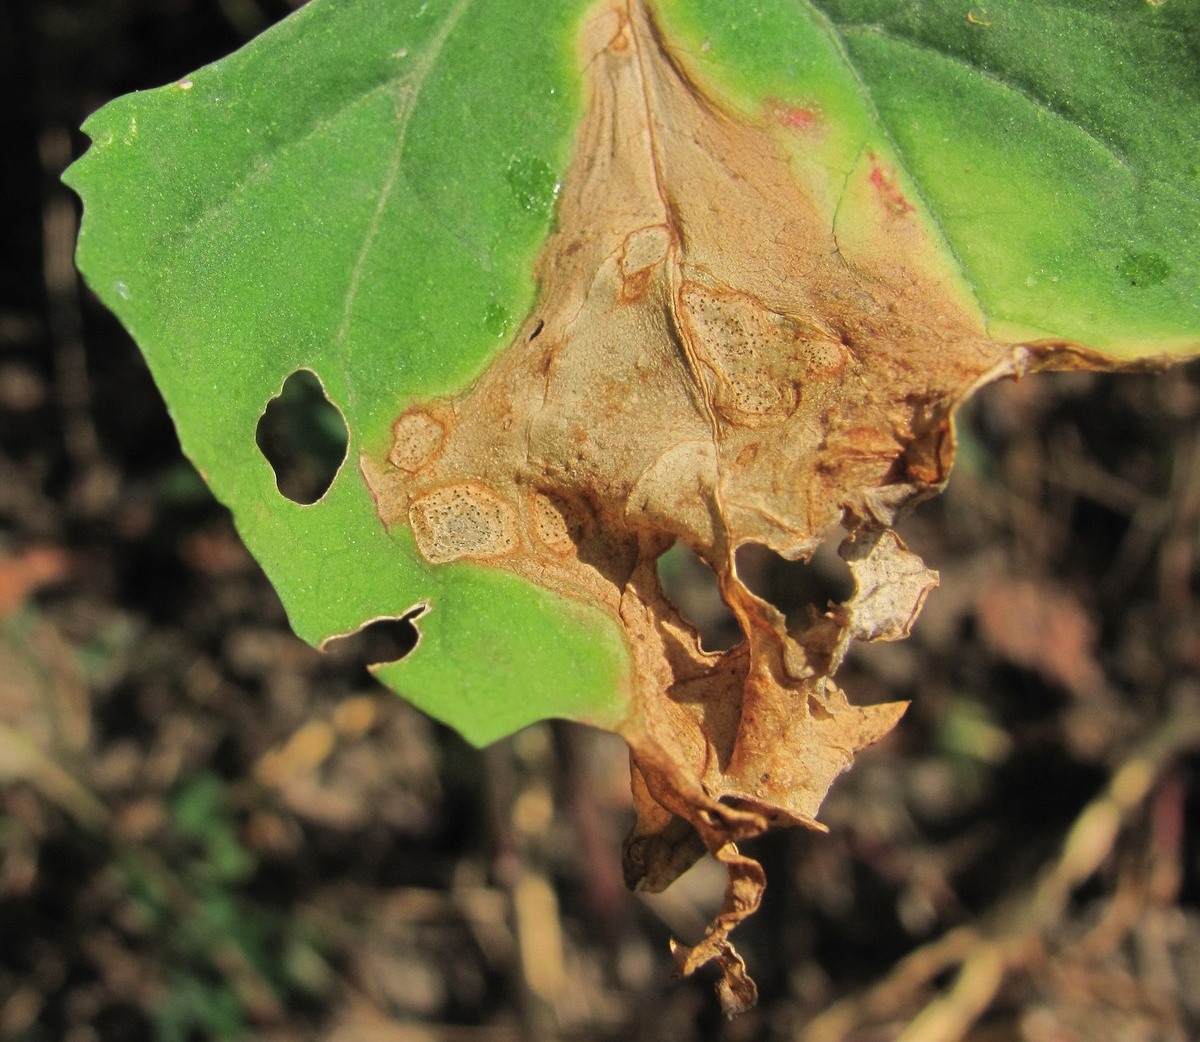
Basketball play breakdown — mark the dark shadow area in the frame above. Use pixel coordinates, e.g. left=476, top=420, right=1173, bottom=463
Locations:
left=735, top=535, right=855, bottom=628
left=656, top=540, right=740, bottom=651
left=256, top=368, right=348, bottom=504
left=322, top=610, right=423, bottom=666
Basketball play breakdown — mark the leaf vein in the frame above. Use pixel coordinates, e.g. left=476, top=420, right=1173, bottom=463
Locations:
left=335, top=0, right=475, bottom=377
left=801, top=1, right=988, bottom=329
left=838, top=22, right=1136, bottom=174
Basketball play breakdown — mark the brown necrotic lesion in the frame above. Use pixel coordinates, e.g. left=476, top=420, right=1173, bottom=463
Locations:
left=360, top=0, right=1031, bottom=1011
left=387, top=409, right=446, bottom=473
left=408, top=484, right=519, bottom=564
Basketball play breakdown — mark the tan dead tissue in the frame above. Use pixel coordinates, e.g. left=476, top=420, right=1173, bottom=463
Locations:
left=363, top=0, right=1124, bottom=1011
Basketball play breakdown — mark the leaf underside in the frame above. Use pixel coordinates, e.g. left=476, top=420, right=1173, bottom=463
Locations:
left=68, top=0, right=1200, bottom=1012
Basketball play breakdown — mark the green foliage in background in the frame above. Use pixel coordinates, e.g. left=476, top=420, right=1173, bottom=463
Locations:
left=118, top=772, right=327, bottom=1041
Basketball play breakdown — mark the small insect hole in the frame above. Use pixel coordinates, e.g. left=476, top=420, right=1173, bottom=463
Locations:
left=529, top=318, right=545, bottom=341
left=656, top=540, right=741, bottom=652
left=322, top=609, right=424, bottom=666
left=734, top=532, right=854, bottom=629
left=256, top=369, right=348, bottom=504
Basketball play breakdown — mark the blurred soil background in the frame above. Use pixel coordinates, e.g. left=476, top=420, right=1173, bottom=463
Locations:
left=3, top=2, right=1200, bottom=1040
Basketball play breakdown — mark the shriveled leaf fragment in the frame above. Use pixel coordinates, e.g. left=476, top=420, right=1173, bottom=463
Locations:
left=363, top=0, right=1133, bottom=998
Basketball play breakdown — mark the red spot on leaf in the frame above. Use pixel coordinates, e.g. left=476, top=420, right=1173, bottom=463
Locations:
left=764, top=98, right=822, bottom=132
left=868, top=154, right=915, bottom=217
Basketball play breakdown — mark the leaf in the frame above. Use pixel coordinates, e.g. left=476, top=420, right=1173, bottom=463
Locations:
left=659, top=0, right=1200, bottom=354
left=364, top=0, right=1196, bottom=1006
left=66, top=0, right=632, bottom=745
left=68, top=0, right=1199, bottom=1011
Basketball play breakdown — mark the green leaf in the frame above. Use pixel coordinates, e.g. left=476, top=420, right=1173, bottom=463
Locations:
left=67, top=0, right=1199, bottom=752
left=66, top=0, right=632, bottom=745
left=658, top=0, right=1200, bottom=353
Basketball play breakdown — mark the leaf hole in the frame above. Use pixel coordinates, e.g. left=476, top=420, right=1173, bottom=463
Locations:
left=321, top=608, right=425, bottom=667
left=734, top=533, right=854, bottom=628
left=256, top=369, right=348, bottom=504
left=656, top=541, right=741, bottom=652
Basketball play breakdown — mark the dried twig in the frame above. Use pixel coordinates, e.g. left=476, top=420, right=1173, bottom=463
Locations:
left=801, top=694, right=1200, bottom=1042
